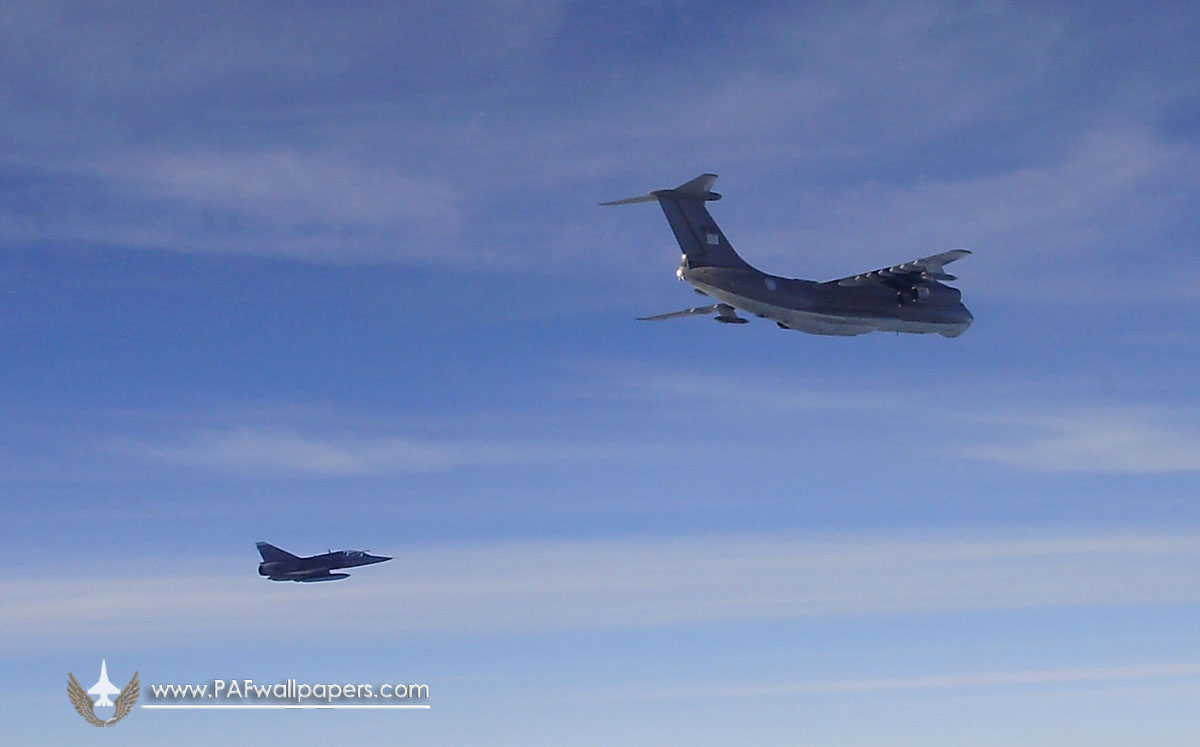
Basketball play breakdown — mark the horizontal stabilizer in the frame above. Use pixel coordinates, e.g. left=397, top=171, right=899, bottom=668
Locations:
left=600, top=193, right=658, bottom=206
left=638, top=302, right=745, bottom=323
left=638, top=304, right=722, bottom=321
left=600, top=173, right=722, bottom=206
left=670, top=173, right=719, bottom=198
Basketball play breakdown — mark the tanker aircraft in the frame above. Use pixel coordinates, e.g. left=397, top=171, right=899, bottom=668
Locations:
left=603, top=174, right=973, bottom=337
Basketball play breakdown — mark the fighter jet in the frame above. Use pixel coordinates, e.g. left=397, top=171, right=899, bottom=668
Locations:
left=88, top=660, right=121, bottom=708
left=256, top=541, right=391, bottom=582
left=603, top=174, right=973, bottom=337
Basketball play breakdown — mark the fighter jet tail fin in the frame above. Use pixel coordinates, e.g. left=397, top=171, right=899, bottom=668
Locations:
left=602, top=173, right=754, bottom=272
left=256, top=541, right=300, bottom=563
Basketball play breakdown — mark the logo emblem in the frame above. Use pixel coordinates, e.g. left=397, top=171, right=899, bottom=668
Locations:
left=67, top=660, right=139, bottom=727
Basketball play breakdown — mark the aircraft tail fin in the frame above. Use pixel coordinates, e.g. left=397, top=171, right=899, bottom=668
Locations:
left=256, top=541, right=300, bottom=563
left=602, top=173, right=754, bottom=271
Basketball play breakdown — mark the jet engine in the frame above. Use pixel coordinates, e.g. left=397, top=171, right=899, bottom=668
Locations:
left=896, top=286, right=930, bottom=305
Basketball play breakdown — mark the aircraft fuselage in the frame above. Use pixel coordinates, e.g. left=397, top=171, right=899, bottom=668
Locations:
left=680, top=263, right=973, bottom=337
left=256, top=545, right=392, bottom=583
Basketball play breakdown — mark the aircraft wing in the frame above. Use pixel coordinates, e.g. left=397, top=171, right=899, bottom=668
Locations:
left=828, top=249, right=971, bottom=287
left=637, top=304, right=722, bottom=321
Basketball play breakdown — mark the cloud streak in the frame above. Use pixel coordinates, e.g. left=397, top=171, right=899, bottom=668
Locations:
left=3, top=2, right=1194, bottom=281
left=629, top=661, right=1200, bottom=701
left=5, top=530, right=1199, bottom=651
left=961, top=408, right=1200, bottom=473
left=737, top=128, right=1198, bottom=291
left=116, top=151, right=459, bottom=226
left=587, top=366, right=1200, bottom=476
left=109, top=426, right=641, bottom=476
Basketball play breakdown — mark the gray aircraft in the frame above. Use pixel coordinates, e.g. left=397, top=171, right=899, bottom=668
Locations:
left=603, top=174, right=973, bottom=337
left=256, top=541, right=391, bottom=582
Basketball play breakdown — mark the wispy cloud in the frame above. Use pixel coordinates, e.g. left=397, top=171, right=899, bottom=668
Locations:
left=0, top=151, right=465, bottom=263
left=573, top=364, right=1200, bottom=474
left=35, top=371, right=1200, bottom=482
left=4, top=2, right=1194, bottom=280
left=109, top=426, right=641, bottom=476
left=0, top=0, right=567, bottom=263
left=5, top=530, right=1199, bottom=650
left=628, top=662, right=1200, bottom=701
left=607, top=1, right=1067, bottom=152
left=587, top=366, right=883, bottom=412
left=961, top=408, right=1200, bottom=473
left=737, top=128, right=1198, bottom=291
left=118, top=151, right=458, bottom=226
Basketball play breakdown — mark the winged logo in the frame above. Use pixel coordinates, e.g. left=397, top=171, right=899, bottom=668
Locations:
left=67, top=669, right=139, bottom=727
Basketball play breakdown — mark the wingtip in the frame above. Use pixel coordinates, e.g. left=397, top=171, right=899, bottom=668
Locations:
left=599, top=193, right=658, bottom=206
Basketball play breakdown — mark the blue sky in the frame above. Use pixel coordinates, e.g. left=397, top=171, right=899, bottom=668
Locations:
left=3, top=1, right=1200, bottom=743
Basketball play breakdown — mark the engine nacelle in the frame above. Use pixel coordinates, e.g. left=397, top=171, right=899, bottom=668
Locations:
left=896, top=286, right=931, bottom=305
